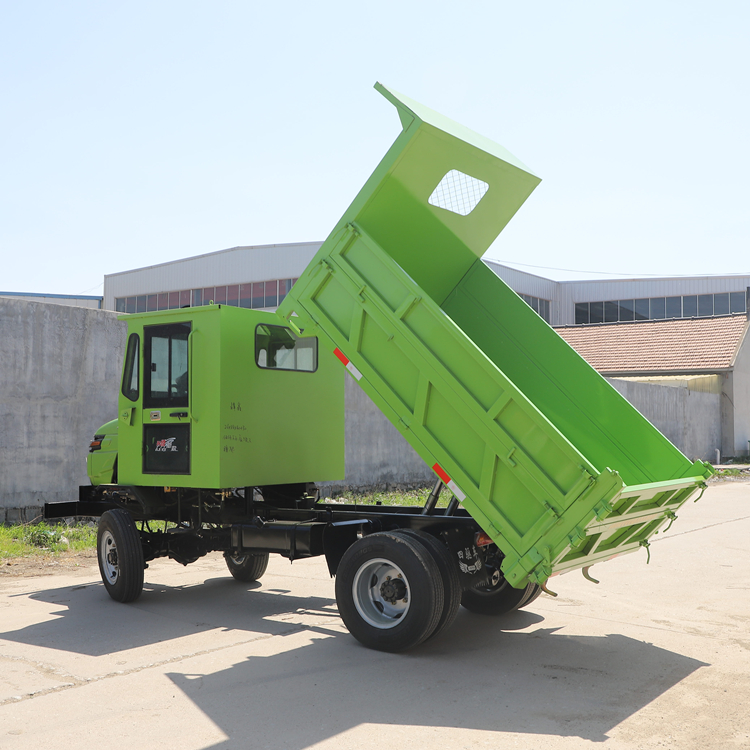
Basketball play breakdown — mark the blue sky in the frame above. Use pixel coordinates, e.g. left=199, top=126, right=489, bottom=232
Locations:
left=1, top=1, right=748, bottom=295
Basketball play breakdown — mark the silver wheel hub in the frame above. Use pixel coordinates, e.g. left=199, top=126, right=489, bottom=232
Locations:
left=352, top=558, right=410, bottom=629
left=100, top=530, right=119, bottom=584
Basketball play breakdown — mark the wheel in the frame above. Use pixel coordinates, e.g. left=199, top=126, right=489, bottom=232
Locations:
left=518, top=583, right=543, bottom=609
left=224, top=551, right=269, bottom=582
left=97, top=509, right=144, bottom=603
left=397, top=530, right=462, bottom=640
left=461, top=562, right=537, bottom=616
left=335, top=531, right=444, bottom=652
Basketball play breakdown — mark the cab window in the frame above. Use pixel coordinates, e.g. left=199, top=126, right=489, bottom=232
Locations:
left=144, top=322, right=191, bottom=408
left=255, top=324, right=317, bottom=372
left=121, top=334, right=140, bottom=402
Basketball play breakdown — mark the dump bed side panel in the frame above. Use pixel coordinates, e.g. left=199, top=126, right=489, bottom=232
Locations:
left=285, top=225, right=627, bottom=584
left=442, top=260, right=696, bottom=487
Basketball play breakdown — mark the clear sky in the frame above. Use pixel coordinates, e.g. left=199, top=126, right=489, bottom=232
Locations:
left=1, top=1, right=748, bottom=296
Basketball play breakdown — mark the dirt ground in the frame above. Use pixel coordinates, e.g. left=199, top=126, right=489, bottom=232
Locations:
left=0, top=549, right=97, bottom=578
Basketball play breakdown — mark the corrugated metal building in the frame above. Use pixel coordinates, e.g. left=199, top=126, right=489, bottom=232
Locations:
left=104, top=244, right=750, bottom=331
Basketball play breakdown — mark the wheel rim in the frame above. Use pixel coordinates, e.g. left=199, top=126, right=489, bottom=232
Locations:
left=352, top=558, right=411, bottom=629
left=473, top=567, right=508, bottom=595
left=100, top=530, right=119, bottom=584
left=228, top=554, right=247, bottom=566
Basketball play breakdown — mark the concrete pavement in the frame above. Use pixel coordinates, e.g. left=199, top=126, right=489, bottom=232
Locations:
left=1, top=480, right=748, bottom=749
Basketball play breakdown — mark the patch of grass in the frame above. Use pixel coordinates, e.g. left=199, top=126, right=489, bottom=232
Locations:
left=0, top=522, right=97, bottom=559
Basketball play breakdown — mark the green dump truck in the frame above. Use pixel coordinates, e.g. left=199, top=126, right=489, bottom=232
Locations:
left=45, top=84, right=712, bottom=653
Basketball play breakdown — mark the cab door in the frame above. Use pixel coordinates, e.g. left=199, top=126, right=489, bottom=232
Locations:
left=141, top=322, right=192, bottom=477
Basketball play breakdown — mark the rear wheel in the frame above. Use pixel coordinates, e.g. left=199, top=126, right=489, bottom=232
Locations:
left=224, top=552, right=269, bottom=582
left=397, top=530, right=462, bottom=640
left=518, top=583, right=543, bottom=609
left=97, top=509, right=144, bottom=603
left=461, top=564, right=538, bottom=616
left=335, top=532, right=443, bottom=652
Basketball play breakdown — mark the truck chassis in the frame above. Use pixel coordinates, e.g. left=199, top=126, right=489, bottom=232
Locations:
left=44, top=480, right=541, bottom=652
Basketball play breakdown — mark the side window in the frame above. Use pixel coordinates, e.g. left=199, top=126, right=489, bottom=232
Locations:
left=255, top=324, right=317, bottom=372
left=121, top=334, right=140, bottom=402
left=144, top=322, right=191, bottom=408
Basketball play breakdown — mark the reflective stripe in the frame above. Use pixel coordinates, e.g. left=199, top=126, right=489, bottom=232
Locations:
left=346, top=362, right=363, bottom=381
left=432, top=463, right=466, bottom=502
left=334, top=347, right=362, bottom=380
left=432, top=463, right=451, bottom=484
left=333, top=347, right=349, bottom=365
left=447, top=480, right=466, bottom=502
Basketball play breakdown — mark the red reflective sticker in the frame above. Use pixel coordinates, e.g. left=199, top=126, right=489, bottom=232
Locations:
left=432, top=463, right=451, bottom=484
left=333, top=348, right=349, bottom=366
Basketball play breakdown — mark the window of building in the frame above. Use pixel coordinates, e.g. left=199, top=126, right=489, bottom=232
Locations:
left=590, top=301, right=604, bottom=324
left=698, top=294, right=713, bottom=316
left=666, top=296, right=681, bottom=319
left=619, top=300, right=634, bottom=321
left=604, top=301, right=618, bottom=323
left=519, top=293, right=552, bottom=323
left=714, top=293, right=729, bottom=316
left=116, top=277, right=298, bottom=315
left=573, top=291, right=747, bottom=324
left=731, top=291, right=745, bottom=313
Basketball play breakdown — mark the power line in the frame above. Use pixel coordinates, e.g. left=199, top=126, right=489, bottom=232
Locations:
left=77, top=281, right=104, bottom=295
left=485, top=258, right=750, bottom=279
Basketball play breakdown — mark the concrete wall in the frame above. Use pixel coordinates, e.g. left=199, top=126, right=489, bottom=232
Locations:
left=727, top=328, right=750, bottom=456
left=607, top=377, right=721, bottom=462
left=2, top=299, right=731, bottom=523
left=0, top=299, right=127, bottom=523
left=319, top=376, right=434, bottom=496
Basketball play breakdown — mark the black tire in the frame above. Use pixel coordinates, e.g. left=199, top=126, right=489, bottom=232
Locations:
left=97, top=509, right=144, bottom=603
left=518, top=583, right=543, bottom=609
left=461, top=566, right=537, bottom=616
left=224, top=552, right=270, bottom=582
left=397, top=530, right=462, bottom=640
left=335, top=531, right=444, bottom=652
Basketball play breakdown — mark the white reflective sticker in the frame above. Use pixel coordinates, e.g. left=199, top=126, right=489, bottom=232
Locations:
left=346, top=362, right=363, bottom=381
left=447, top=480, right=466, bottom=502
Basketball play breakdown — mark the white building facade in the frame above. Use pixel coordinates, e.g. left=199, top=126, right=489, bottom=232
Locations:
left=104, top=243, right=750, bottom=330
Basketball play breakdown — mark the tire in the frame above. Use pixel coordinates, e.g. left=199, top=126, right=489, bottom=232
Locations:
left=518, top=583, right=543, bottom=609
left=335, top=531, right=444, bottom=652
left=461, top=565, right=537, bottom=616
left=97, top=509, right=144, bottom=603
left=397, top=530, right=462, bottom=640
left=224, top=552, right=269, bottom=582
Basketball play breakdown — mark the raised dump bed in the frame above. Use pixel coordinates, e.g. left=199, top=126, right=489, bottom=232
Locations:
left=278, top=83, right=713, bottom=588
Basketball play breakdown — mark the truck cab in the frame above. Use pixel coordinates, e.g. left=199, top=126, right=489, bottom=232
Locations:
left=87, top=304, right=344, bottom=490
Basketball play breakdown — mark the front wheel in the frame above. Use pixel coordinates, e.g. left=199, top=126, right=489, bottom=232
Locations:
left=335, top=532, right=443, bottom=652
left=97, top=509, right=144, bottom=603
left=224, top=552, right=269, bottom=582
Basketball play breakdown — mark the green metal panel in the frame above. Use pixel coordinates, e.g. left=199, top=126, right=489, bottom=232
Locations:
left=278, top=83, right=712, bottom=587
left=117, top=305, right=344, bottom=489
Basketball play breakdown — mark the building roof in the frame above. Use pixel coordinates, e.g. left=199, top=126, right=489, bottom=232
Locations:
left=555, top=314, right=749, bottom=375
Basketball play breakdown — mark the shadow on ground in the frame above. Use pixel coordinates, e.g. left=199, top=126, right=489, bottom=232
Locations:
left=1, top=574, right=707, bottom=744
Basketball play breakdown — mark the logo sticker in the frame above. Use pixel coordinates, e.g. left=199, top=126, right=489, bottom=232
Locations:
left=155, top=437, right=178, bottom=452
